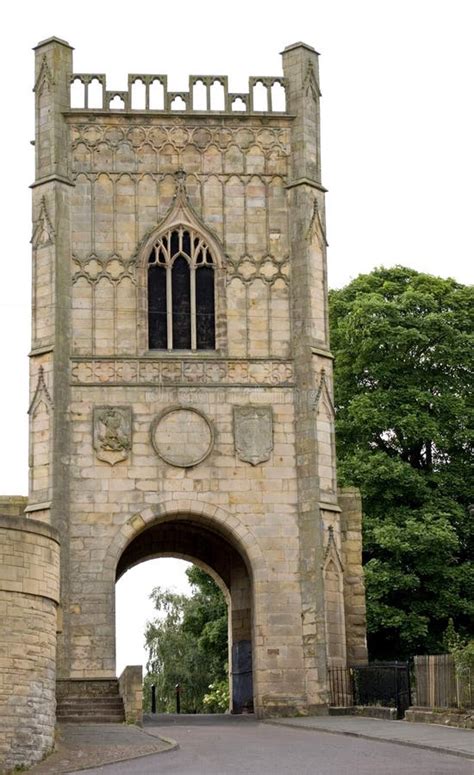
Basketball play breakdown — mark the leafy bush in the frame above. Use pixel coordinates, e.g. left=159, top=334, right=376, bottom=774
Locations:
left=203, top=680, right=230, bottom=713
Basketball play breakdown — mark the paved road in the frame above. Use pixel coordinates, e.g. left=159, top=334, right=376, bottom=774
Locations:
left=70, top=716, right=473, bottom=775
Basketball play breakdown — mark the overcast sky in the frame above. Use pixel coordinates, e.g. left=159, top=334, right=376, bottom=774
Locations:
left=1, top=0, right=472, bottom=672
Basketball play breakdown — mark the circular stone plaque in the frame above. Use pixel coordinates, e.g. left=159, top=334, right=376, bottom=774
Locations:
left=151, top=407, right=214, bottom=468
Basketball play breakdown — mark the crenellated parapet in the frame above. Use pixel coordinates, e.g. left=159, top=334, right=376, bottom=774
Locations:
left=69, top=72, right=287, bottom=114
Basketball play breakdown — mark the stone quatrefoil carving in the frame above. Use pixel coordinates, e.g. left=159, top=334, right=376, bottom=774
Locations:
left=70, top=124, right=290, bottom=154
left=72, top=253, right=289, bottom=288
left=227, top=255, right=289, bottom=285
left=72, top=254, right=135, bottom=285
left=72, top=359, right=294, bottom=386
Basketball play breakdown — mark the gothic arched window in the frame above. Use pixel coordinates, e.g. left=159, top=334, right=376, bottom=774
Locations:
left=148, top=226, right=215, bottom=350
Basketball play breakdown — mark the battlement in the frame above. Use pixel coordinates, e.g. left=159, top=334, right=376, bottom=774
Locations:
left=68, top=73, right=287, bottom=114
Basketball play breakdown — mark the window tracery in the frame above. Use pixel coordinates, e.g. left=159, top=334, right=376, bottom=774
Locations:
left=148, top=226, right=215, bottom=350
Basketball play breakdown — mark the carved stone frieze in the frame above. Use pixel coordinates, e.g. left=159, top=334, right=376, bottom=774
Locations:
left=233, top=406, right=273, bottom=465
left=72, top=253, right=136, bottom=285
left=227, top=254, right=289, bottom=286
left=70, top=123, right=290, bottom=156
left=93, top=406, right=132, bottom=465
left=71, top=359, right=294, bottom=386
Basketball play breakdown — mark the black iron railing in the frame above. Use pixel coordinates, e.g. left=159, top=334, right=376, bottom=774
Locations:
left=328, top=662, right=412, bottom=719
left=328, top=666, right=353, bottom=707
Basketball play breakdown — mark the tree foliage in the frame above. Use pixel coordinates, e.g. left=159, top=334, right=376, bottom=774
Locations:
left=329, top=266, right=474, bottom=659
left=144, top=566, right=228, bottom=713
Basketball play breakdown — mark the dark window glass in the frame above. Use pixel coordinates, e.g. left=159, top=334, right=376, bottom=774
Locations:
left=196, top=266, right=215, bottom=349
left=148, top=229, right=216, bottom=351
left=170, top=231, right=179, bottom=256
left=172, top=256, right=191, bottom=349
left=148, top=264, right=167, bottom=349
left=182, top=230, right=191, bottom=255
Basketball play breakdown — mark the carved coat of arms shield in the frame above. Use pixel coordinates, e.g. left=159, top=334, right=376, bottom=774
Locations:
left=233, top=406, right=273, bottom=465
left=93, top=406, right=132, bottom=465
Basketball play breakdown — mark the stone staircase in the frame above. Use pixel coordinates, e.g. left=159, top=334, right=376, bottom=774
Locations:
left=56, top=679, right=125, bottom=724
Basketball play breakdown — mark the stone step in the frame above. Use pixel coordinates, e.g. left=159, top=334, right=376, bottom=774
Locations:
left=58, top=698, right=124, bottom=707
left=56, top=679, right=125, bottom=724
left=57, top=679, right=121, bottom=700
left=59, top=714, right=125, bottom=724
left=58, top=708, right=125, bottom=720
left=57, top=705, right=125, bottom=716
left=59, top=710, right=125, bottom=718
left=57, top=688, right=125, bottom=724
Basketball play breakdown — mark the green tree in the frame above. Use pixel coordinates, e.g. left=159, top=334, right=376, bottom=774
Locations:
left=329, top=266, right=474, bottom=659
left=144, top=566, right=228, bottom=713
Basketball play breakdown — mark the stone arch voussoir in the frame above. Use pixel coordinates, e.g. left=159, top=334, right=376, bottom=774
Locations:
left=104, top=497, right=267, bottom=583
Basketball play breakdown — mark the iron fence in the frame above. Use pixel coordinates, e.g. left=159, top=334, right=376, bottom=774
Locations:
left=328, top=662, right=412, bottom=719
left=328, top=666, right=353, bottom=707
left=353, top=662, right=411, bottom=719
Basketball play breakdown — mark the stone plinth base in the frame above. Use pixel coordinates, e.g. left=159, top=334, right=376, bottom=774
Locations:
left=258, top=698, right=329, bottom=719
left=119, top=666, right=143, bottom=725
left=405, top=706, right=474, bottom=729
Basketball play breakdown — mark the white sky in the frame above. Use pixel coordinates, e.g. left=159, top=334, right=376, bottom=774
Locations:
left=1, top=0, right=473, bottom=673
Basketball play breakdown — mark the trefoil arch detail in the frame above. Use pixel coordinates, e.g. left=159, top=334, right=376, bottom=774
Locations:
left=148, top=224, right=216, bottom=350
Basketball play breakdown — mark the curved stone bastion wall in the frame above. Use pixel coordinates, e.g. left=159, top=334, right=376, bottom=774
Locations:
left=0, top=515, right=59, bottom=773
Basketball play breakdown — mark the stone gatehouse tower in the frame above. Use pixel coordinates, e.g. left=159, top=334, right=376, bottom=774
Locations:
left=0, top=36, right=368, bottom=771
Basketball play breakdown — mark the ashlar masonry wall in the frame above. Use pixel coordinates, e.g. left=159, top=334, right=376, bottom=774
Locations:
left=0, top=506, right=59, bottom=773
left=27, top=36, right=367, bottom=720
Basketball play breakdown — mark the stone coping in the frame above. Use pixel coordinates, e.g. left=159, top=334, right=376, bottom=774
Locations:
left=0, top=514, right=59, bottom=544
left=405, top=706, right=474, bottom=730
left=0, top=495, right=28, bottom=504
left=34, top=36, right=73, bottom=50
left=282, top=41, right=319, bottom=54
left=0, top=495, right=28, bottom=516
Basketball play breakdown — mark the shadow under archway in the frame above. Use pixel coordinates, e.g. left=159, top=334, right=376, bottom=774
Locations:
left=116, top=518, right=254, bottom=714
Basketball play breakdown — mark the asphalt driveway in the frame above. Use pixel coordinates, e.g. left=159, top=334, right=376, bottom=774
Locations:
left=64, top=714, right=473, bottom=775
